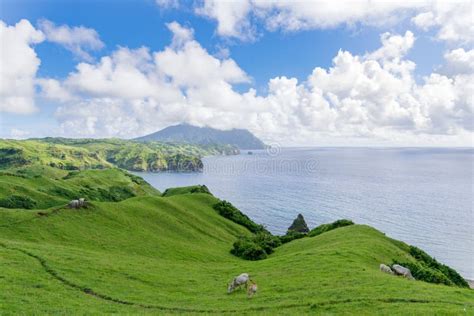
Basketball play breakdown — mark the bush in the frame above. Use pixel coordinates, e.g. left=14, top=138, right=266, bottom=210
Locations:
left=408, top=246, right=468, bottom=288
left=231, top=236, right=268, bottom=260
left=0, top=195, right=37, bottom=209
left=213, top=200, right=267, bottom=234
left=230, top=231, right=281, bottom=260
left=78, top=186, right=135, bottom=202
left=308, top=219, right=354, bottom=237
left=47, top=186, right=77, bottom=199
left=104, top=186, right=136, bottom=202
left=190, top=185, right=212, bottom=195
left=253, top=232, right=281, bottom=254
left=393, top=261, right=453, bottom=286
left=279, top=231, right=307, bottom=244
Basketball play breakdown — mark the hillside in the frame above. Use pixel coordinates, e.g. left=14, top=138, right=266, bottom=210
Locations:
left=0, top=138, right=238, bottom=172
left=0, top=168, right=472, bottom=314
left=135, top=124, right=266, bottom=149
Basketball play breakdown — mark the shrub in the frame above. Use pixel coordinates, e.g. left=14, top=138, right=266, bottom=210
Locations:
left=279, top=231, right=307, bottom=244
left=308, top=219, right=354, bottom=237
left=47, top=186, right=77, bottom=199
left=253, top=232, right=281, bottom=254
left=104, top=186, right=136, bottom=202
left=392, top=261, right=453, bottom=286
left=78, top=186, right=135, bottom=202
left=190, top=185, right=212, bottom=195
left=230, top=231, right=281, bottom=260
left=0, top=195, right=37, bottom=209
left=213, top=200, right=267, bottom=234
left=230, top=236, right=267, bottom=260
left=408, top=246, right=468, bottom=288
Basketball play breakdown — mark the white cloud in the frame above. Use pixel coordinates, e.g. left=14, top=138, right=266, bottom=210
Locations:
left=195, top=0, right=425, bottom=39
left=156, top=0, right=179, bottom=9
left=0, top=19, right=44, bottom=114
left=195, top=0, right=472, bottom=46
left=442, top=48, right=474, bottom=75
left=166, top=21, right=195, bottom=48
left=43, top=24, right=473, bottom=145
left=368, top=31, right=415, bottom=61
left=412, top=1, right=474, bottom=45
left=196, top=0, right=254, bottom=40
left=38, top=19, right=104, bottom=61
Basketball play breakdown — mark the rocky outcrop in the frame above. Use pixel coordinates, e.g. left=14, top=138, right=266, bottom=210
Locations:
left=287, top=214, right=310, bottom=233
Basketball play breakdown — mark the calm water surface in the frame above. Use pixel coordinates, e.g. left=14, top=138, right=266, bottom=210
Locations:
left=134, top=147, right=474, bottom=279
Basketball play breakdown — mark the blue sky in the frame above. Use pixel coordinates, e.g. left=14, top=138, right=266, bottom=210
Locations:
left=0, top=1, right=472, bottom=146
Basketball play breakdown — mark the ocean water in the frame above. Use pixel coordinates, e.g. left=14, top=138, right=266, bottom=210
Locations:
left=133, top=147, right=474, bottom=279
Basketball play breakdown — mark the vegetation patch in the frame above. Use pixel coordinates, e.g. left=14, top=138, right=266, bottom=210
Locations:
left=231, top=232, right=281, bottom=260
left=213, top=200, right=267, bottom=234
left=162, top=185, right=212, bottom=197
left=0, top=195, right=38, bottom=209
left=393, top=246, right=469, bottom=288
left=308, top=219, right=354, bottom=237
left=279, top=231, right=307, bottom=244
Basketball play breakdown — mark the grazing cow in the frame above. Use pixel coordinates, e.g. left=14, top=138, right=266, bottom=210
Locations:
left=227, top=273, right=250, bottom=293
left=247, top=281, right=258, bottom=298
left=392, top=264, right=414, bottom=280
left=380, top=263, right=394, bottom=275
left=68, top=198, right=86, bottom=209
left=68, top=200, right=80, bottom=209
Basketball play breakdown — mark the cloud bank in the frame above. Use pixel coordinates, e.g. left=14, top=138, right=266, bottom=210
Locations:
left=195, top=0, right=473, bottom=45
left=33, top=22, right=473, bottom=146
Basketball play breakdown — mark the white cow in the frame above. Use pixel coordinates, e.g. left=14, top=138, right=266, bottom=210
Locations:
left=227, top=273, right=250, bottom=293
left=68, top=200, right=80, bottom=209
left=380, top=263, right=394, bottom=275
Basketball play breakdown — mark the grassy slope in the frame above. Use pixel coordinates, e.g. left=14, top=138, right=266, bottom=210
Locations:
left=1, top=192, right=473, bottom=314
left=0, top=166, right=159, bottom=208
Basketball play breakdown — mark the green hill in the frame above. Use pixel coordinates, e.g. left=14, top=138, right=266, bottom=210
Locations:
left=0, top=168, right=472, bottom=314
left=0, top=138, right=238, bottom=172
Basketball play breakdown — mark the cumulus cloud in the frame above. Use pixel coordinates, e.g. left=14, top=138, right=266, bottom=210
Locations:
left=38, top=19, right=104, bottom=61
left=196, top=0, right=254, bottom=40
left=442, top=48, right=474, bottom=75
left=412, top=1, right=474, bottom=45
left=42, top=24, right=473, bottom=145
left=167, top=21, right=195, bottom=48
left=195, top=0, right=422, bottom=39
left=195, top=0, right=472, bottom=46
left=0, top=19, right=44, bottom=114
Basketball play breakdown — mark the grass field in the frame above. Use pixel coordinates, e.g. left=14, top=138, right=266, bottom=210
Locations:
left=1, top=175, right=473, bottom=314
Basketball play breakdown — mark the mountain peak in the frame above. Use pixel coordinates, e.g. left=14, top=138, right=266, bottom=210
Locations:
left=135, top=124, right=265, bottom=149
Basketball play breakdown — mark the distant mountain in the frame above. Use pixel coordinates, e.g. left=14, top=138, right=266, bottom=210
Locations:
left=135, top=124, right=266, bottom=149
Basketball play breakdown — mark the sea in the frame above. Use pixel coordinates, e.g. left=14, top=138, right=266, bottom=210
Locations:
left=133, top=147, right=474, bottom=280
